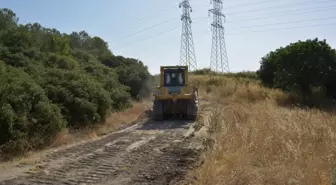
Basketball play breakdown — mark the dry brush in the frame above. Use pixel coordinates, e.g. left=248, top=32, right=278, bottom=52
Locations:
left=189, top=75, right=336, bottom=185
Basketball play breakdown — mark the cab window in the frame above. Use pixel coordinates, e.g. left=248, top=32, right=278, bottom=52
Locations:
left=164, top=69, right=185, bottom=86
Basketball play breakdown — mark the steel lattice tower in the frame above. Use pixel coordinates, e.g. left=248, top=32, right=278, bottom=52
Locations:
left=179, top=0, right=197, bottom=71
left=209, top=0, right=229, bottom=73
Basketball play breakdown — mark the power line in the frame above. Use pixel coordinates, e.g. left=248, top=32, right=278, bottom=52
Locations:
left=110, top=1, right=335, bottom=44
left=108, top=15, right=208, bottom=43
left=112, top=22, right=336, bottom=61
left=120, top=1, right=210, bottom=34
left=113, top=19, right=336, bottom=51
left=129, top=4, right=178, bottom=27
left=226, top=4, right=336, bottom=23
left=226, top=22, right=336, bottom=35
left=229, top=15, right=336, bottom=30
left=114, top=27, right=179, bottom=50
left=226, top=0, right=335, bottom=15
left=110, top=17, right=179, bottom=43
left=111, top=1, right=336, bottom=50
left=131, top=21, right=336, bottom=62
left=137, top=28, right=212, bottom=58
left=111, top=16, right=209, bottom=50
left=223, top=0, right=281, bottom=10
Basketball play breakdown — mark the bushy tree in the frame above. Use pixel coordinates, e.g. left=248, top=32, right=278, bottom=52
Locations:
left=38, top=68, right=113, bottom=127
left=0, top=63, right=65, bottom=154
left=44, top=54, right=79, bottom=70
left=257, top=38, right=336, bottom=97
left=116, top=61, right=151, bottom=99
left=82, top=62, right=131, bottom=109
left=0, top=8, right=18, bottom=34
left=0, top=26, right=32, bottom=49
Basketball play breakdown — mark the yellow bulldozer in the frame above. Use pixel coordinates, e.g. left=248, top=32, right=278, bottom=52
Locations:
left=151, top=65, right=199, bottom=121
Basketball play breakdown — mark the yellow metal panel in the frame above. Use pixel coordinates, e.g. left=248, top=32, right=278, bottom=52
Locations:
left=161, top=65, right=188, bottom=69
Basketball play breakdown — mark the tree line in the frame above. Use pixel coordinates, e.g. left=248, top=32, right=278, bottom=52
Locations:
left=0, top=8, right=152, bottom=157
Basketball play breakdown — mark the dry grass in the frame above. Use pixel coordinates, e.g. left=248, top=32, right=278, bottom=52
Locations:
left=189, top=75, right=336, bottom=185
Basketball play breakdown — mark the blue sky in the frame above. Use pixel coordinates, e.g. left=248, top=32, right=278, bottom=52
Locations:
left=1, top=0, right=336, bottom=74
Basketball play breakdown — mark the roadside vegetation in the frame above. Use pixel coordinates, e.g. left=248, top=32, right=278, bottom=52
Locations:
left=191, top=38, right=336, bottom=185
left=0, top=8, right=153, bottom=159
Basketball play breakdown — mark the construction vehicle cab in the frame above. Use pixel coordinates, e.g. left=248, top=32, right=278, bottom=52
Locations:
left=152, top=65, right=198, bottom=121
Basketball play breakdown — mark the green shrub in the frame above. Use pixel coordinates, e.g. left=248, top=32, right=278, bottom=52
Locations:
left=116, top=62, right=151, bottom=99
left=0, top=66, right=65, bottom=155
left=45, top=54, right=78, bottom=70
left=39, top=68, right=112, bottom=127
left=257, top=38, right=336, bottom=97
left=83, top=62, right=131, bottom=109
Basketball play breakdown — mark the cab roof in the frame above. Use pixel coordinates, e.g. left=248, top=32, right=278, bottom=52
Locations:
left=160, top=66, right=188, bottom=71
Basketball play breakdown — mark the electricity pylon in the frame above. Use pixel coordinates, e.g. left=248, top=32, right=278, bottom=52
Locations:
left=179, top=0, right=197, bottom=71
left=209, top=0, right=229, bottom=73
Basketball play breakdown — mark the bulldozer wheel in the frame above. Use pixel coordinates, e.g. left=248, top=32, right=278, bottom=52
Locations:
left=186, top=100, right=198, bottom=121
left=152, top=100, right=164, bottom=121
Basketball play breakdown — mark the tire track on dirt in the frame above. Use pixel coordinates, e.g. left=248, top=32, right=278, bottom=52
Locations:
left=103, top=128, right=203, bottom=185
left=0, top=98, right=214, bottom=185
left=0, top=119, right=199, bottom=185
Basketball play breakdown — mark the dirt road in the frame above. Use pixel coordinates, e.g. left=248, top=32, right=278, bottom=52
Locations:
left=0, top=103, right=211, bottom=185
